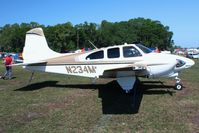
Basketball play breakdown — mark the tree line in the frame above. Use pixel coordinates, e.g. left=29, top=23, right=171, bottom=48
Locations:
left=0, top=18, right=174, bottom=53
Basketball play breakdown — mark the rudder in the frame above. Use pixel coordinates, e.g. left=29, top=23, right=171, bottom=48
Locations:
left=23, top=28, right=61, bottom=63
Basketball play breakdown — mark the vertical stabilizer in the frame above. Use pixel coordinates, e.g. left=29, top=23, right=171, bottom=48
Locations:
left=23, top=28, right=61, bottom=63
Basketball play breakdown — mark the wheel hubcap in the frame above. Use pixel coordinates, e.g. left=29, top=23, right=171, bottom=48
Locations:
left=177, top=85, right=181, bottom=90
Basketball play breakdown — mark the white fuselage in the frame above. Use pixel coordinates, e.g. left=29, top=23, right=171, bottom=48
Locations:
left=25, top=44, right=194, bottom=79
left=21, top=28, right=195, bottom=92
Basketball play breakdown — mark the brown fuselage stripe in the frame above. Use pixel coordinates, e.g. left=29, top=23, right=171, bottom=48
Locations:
left=26, top=62, right=167, bottom=66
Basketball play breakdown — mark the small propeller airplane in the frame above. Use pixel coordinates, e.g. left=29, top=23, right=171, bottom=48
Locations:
left=14, top=28, right=195, bottom=93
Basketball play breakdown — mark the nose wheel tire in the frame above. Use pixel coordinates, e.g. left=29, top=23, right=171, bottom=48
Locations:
left=175, top=83, right=183, bottom=90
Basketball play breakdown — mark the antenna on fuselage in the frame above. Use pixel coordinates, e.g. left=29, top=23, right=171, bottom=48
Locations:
left=88, top=40, right=98, bottom=49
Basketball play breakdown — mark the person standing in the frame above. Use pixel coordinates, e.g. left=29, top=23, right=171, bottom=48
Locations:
left=2, top=54, right=13, bottom=79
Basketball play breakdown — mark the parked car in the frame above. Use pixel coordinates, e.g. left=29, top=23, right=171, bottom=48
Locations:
left=187, top=53, right=199, bottom=59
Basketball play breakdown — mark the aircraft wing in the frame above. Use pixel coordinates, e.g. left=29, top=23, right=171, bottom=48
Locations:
left=102, top=64, right=148, bottom=78
left=101, top=64, right=148, bottom=93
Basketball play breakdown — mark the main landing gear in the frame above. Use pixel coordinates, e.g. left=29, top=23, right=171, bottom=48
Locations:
left=175, top=77, right=183, bottom=90
left=28, top=71, right=35, bottom=84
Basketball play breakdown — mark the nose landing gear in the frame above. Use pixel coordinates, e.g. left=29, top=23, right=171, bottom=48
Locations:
left=175, top=77, right=183, bottom=90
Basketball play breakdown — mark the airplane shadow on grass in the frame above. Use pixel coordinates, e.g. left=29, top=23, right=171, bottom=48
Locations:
left=15, top=80, right=175, bottom=114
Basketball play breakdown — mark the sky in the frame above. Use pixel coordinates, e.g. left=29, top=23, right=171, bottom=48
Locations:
left=0, top=0, right=199, bottom=48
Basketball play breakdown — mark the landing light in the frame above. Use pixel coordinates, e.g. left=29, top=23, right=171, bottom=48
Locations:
left=176, top=59, right=185, bottom=68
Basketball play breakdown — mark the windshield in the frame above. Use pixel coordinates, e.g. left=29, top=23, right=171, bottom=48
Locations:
left=136, top=44, right=152, bottom=54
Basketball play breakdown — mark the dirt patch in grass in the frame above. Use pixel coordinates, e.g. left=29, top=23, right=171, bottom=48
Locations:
left=174, top=79, right=199, bottom=132
left=192, top=113, right=199, bottom=131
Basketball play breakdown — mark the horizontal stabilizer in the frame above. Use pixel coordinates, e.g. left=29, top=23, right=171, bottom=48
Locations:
left=10, top=61, right=47, bottom=66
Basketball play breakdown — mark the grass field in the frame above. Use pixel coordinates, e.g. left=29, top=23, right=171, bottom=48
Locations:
left=0, top=60, right=199, bottom=133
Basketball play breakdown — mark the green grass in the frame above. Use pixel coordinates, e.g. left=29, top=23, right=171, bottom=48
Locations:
left=0, top=60, right=199, bottom=133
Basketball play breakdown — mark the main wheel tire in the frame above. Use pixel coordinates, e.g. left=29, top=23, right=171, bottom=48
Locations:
left=175, top=83, right=183, bottom=90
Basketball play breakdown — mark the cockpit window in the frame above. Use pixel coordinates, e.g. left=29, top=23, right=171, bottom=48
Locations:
left=136, top=44, right=152, bottom=54
left=123, top=46, right=142, bottom=57
left=108, top=48, right=120, bottom=58
left=86, top=50, right=104, bottom=60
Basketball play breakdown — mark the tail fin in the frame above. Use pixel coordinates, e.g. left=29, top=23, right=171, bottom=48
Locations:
left=23, top=28, right=61, bottom=63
